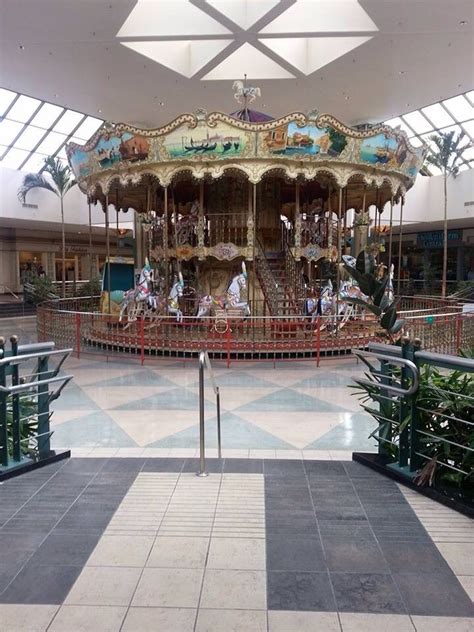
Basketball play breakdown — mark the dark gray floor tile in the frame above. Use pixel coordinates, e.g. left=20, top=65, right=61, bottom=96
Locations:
left=224, top=459, right=263, bottom=473
left=393, top=573, right=474, bottom=617
left=379, top=540, right=452, bottom=574
left=142, top=458, right=184, bottom=472
left=267, top=571, right=336, bottom=611
left=28, top=532, right=99, bottom=567
left=304, top=461, right=347, bottom=477
left=267, top=536, right=326, bottom=572
left=0, top=564, right=22, bottom=593
left=0, top=563, right=82, bottom=604
left=322, top=537, right=389, bottom=573
left=101, top=458, right=145, bottom=472
left=265, top=496, right=314, bottom=513
left=311, top=493, right=362, bottom=508
left=331, top=572, right=406, bottom=614
left=61, top=458, right=108, bottom=473
left=0, top=532, right=46, bottom=567
left=266, top=511, right=318, bottom=536
left=314, top=505, right=368, bottom=521
left=264, top=459, right=306, bottom=478
left=55, top=506, right=114, bottom=531
left=182, top=458, right=223, bottom=473
left=317, top=521, right=375, bottom=540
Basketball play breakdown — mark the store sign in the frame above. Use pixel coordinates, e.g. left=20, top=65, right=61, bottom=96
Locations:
left=417, top=230, right=462, bottom=248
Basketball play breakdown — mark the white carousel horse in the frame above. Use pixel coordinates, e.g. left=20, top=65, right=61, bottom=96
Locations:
left=197, top=262, right=250, bottom=318
left=119, top=259, right=157, bottom=323
left=166, top=273, right=185, bottom=322
left=233, top=80, right=261, bottom=105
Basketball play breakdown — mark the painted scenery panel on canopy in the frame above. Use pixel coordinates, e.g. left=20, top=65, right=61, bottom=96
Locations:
left=68, top=132, right=151, bottom=178
left=164, top=123, right=247, bottom=159
left=262, top=122, right=347, bottom=157
left=359, top=133, right=408, bottom=168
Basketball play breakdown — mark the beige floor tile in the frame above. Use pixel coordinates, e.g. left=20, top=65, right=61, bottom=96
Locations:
left=249, top=449, right=276, bottom=459
left=339, top=613, right=415, bottom=631
left=411, top=616, right=474, bottom=632
left=200, top=569, right=266, bottom=610
left=458, top=575, right=474, bottom=601
left=196, top=609, right=267, bottom=632
left=86, top=535, right=154, bottom=567
left=48, top=605, right=127, bottom=632
left=275, top=450, right=304, bottom=459
left=121, top=607, right=196, bottom=632
left=207, top=537, right=266, bottom=570
left=65, top=567, right=141, bottom=606
left=268, top=610, right=341, bottom=632
left=0, top=604, right=58, bottom=632
left=132, top=568, right=204, bottom=608
left=147, top=536, right=209, bottom=568
left=436, top=542, right=474, bottom=576
left=303, top=450, right=332, bottom=460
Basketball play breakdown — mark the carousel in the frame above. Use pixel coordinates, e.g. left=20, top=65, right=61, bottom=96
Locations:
left=60, top=85, right=427, bottom=358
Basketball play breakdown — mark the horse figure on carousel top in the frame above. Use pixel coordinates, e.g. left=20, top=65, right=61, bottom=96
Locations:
left=197, top=262, right=250, bottom=318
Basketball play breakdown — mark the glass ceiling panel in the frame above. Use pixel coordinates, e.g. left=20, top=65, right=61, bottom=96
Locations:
left=30, top=103, right=64, bottom=129
left=384, top=117, right=414, bottom=136
left=7, top=94, right=42, bottom=123
left=73, top=116, right=103, bottom=141
left=35, top=131, right=68, bottom=155
left=54, top=110, right=84, bottom=134
left=0, top=88, right=17, bottom=117
left=0, top=119, right=24, bottom=145
left=0, top=147, right=31, bottom=169
left=402, top=110, right=433, bottom=134
left=461, top=120, right=474, bottom=138
left=14, top=126, right=47, bottom=151
left=466, top=91, right=474, bottom=105
left=443, top=95, right=474, bottom=122
left=421, top=103, right=454, bottom=128
left=20, top=153, right=49, bottom=173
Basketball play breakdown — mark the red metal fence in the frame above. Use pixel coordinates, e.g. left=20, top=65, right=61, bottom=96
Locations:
left=36, top=296, right=473, bottom=367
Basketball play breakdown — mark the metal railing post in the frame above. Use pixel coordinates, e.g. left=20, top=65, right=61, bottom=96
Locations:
left=197, top=351, right=208, bottom=477
left=398, top=336, right=411, bottom=469
left=10, top=336, right=21, bottom=463
left=216, top=386, right=222, bottom=459
left=0, top=337, right=8, bottom=468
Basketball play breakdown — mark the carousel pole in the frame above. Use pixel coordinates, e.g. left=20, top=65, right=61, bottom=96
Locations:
left=343, top=187, right=348, bottom=255
left=164, top=185, right=169, bottom=302
left=88, top=196, right=93, bottom=283
left=388, top=195, right=394, bottom=271
left=116, top=188, right=120, bottom=253
left=336, top=186, right=343, bottom=329
left=105, top=193, right=110, bottom=313
left=252, top=182, right=257, bottom=316
left=397, top=196, right=404, bottom=295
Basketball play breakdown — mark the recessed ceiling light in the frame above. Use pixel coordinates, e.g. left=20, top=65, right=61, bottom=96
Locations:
left=159, top=101, right=165, bottom=106
left=398, top=70, right=405, bottom=75
left=459, top=20, right=468, bottom=25
left=18, top=44, right=25, bottom=50
left=98, top=109, right=102, bottom=113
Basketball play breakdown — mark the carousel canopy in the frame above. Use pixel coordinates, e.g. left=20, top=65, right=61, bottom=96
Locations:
left=229, top=108, right=274, bottom=123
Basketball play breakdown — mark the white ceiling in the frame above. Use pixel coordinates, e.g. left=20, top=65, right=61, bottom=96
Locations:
left=0, top=0, right=473, bottom=127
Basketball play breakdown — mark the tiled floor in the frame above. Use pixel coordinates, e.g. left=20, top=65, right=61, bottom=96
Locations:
left=1, top=317, right=377, bottom=456
left=0, top=458, right=472, bottom=631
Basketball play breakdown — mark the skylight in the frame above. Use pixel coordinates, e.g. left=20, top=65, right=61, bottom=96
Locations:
left=0, top=87, right=103, bottom=172
left=385, top=90, right=474, bottom=175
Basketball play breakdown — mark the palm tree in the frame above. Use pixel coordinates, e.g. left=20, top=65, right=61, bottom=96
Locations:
left=424, top=131, right=468, bottom=298
left=18, top=156, right=76, bottom=298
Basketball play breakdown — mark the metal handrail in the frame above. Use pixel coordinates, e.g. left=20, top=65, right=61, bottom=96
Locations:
left=0, top=285, right=21, bottom=301
left=197, top=350, right=222, bottom=477
left=352, top=349, right=419, bottom=396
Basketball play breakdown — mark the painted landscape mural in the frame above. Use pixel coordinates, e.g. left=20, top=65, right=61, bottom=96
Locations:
left=263, top=123, right=347, bottom=157
left=163, top=123, right=247, bottom=159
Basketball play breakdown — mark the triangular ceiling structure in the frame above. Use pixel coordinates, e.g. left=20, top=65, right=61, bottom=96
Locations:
left=261, top=36, right=373, bottom=75
left=203, top=42, right=294, bottom=79
left=122, top=40, right=233, bottom=77
left=117, top=0, right=231, bottom=37
left=206, top=0, right=279, bottom=29
left=260, top=0, right=379, bottom=34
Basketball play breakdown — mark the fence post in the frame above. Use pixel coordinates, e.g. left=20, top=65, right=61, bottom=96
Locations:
left=226, top=325, right=231, bottom=369
left=37, top=353, right=51, bottom=459
left=75, top=312, right=81, bottom=359
left=140, top=317, right=145, bottom=366
left=409, top=337, right=422, bottom=472
left=316, top=317, right=321, bottom=367
left=455, top=313, right=462, bottom=353
left=10, top=336, right=21, bottom=463
left=398, top=335, right=412, bottom=469
left=0, top=338, right=8, bottom=468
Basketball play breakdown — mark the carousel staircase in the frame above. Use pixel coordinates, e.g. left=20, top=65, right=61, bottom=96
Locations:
left=255, top=243, right=300, bottom=316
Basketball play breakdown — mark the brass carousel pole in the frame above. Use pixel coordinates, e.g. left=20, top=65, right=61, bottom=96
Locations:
left=105, top=193, right=110, bottom=313
left=252, top=182, right=257, bottom=316
left=164, top=185, right=169, bottom=301
left=388, top=195, right=394, bottom=271
left=88, top=196, right=93, bottom=283
left=397, top=196, right=404, bottom=295
left=336, top=186, right=342, bottom=328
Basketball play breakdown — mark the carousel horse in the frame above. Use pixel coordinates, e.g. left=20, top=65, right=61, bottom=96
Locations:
left=233, top=81, right=261, bottom=104
left=176, top=200, right=199, bottom=246
left=119, top=259, right=157, bottom=324
left=197, top=262, right=250, bottom=318
left=166, top=273, right=185, bottom=322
